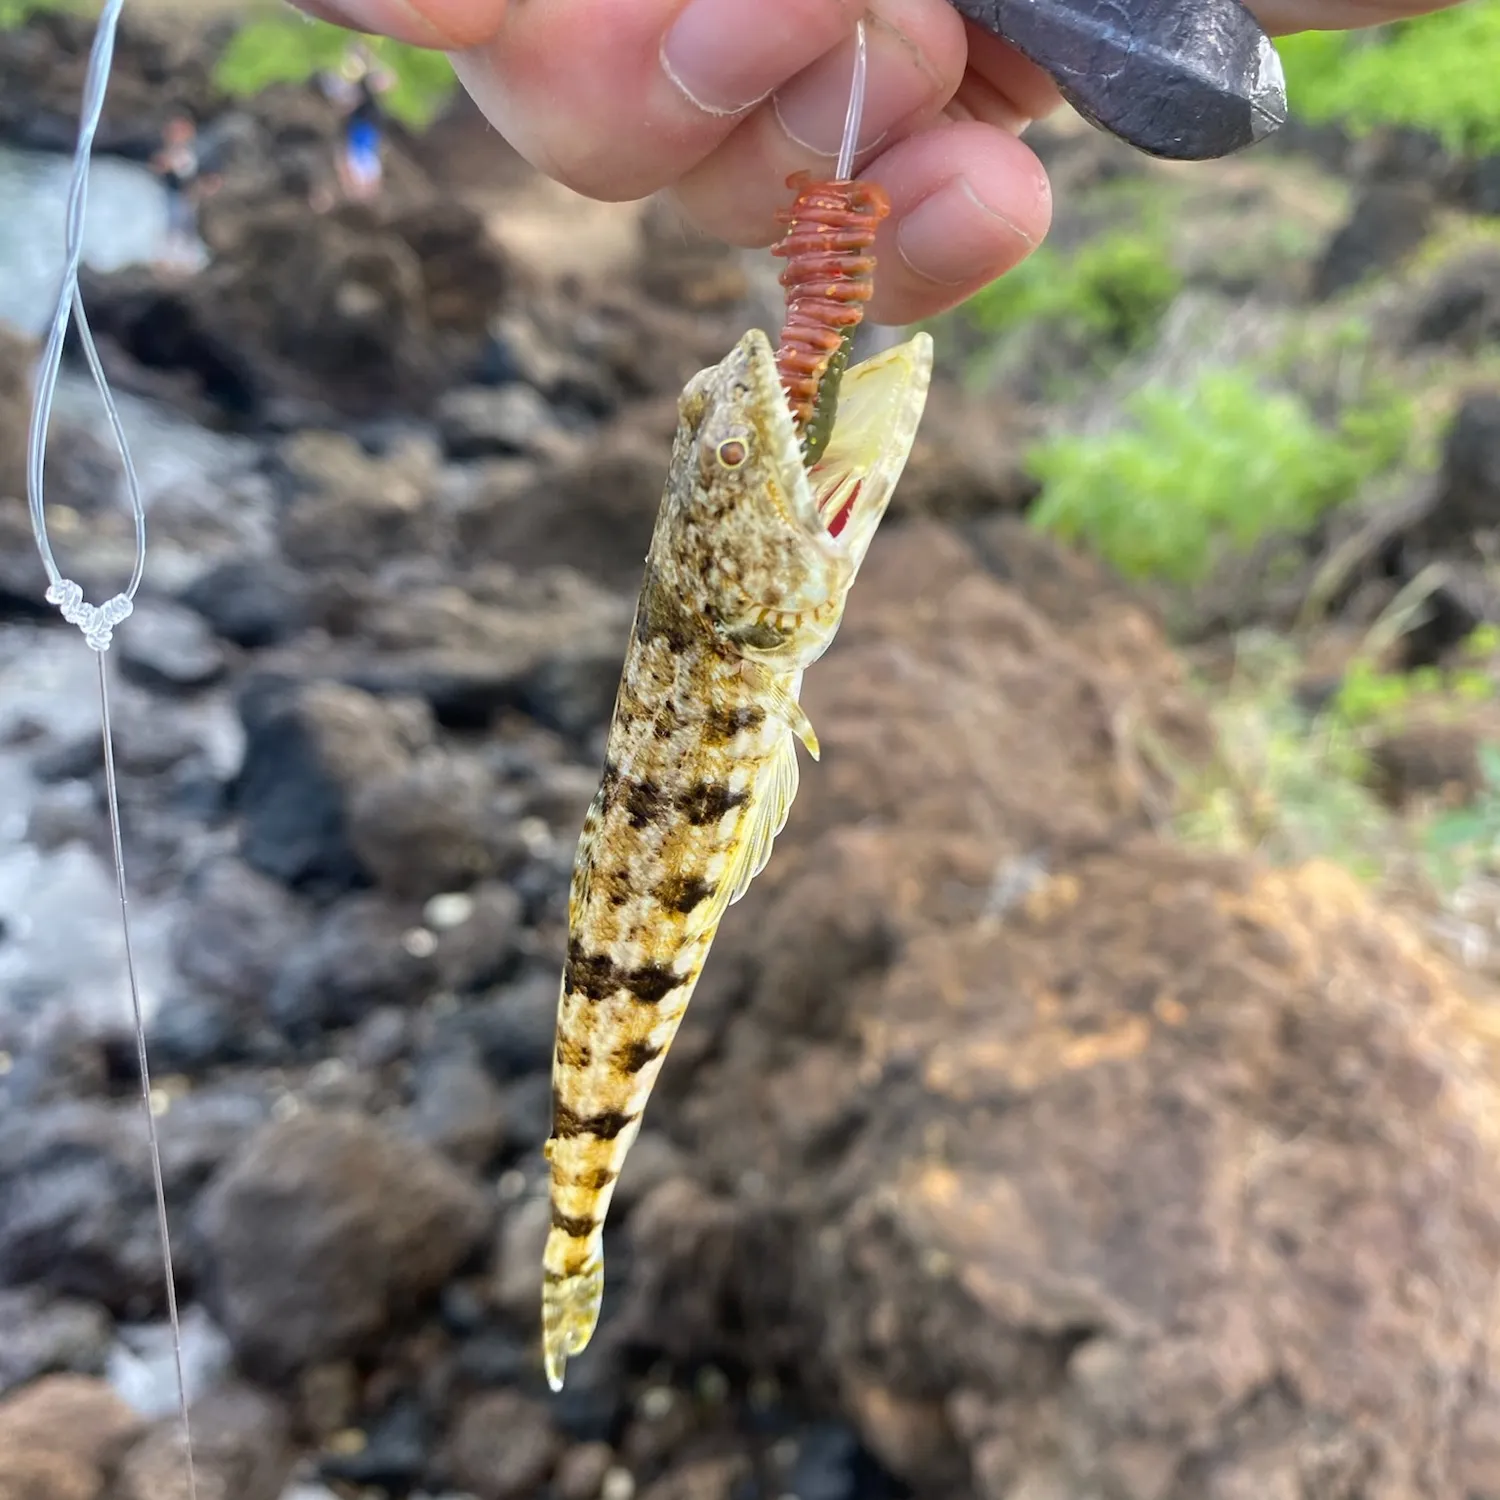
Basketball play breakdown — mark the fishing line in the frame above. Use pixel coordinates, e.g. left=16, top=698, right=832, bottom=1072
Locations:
left=834, top=16, right=868, bottom=185
left=24, top=0, right=197, bottom=1491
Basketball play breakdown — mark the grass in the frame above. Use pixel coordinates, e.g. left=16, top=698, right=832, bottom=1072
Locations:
left=1025, top=362, right=1413, bottom=587
left=1279, top=0, right=1500, bottom=156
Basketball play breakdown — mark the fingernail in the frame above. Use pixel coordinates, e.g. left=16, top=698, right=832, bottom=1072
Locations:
left=773, top=24, right=934, bottom=157
left=663, top=0, right=799, bottom=116
left=290, top=0, right=406, bottom=33
left=897, top=177, right=1035, bottom=287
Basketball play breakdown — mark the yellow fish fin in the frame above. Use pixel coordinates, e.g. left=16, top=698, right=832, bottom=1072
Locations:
left=744, top=664, right=819, bottom=761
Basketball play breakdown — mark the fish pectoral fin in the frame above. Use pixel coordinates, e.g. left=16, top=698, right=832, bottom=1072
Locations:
left=744, top=665, right=820, bottom=761
left=722, top=729, right=800, bottom=913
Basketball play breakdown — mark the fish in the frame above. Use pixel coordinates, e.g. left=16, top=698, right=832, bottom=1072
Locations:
left=541, top=324, right=933, bottom=1392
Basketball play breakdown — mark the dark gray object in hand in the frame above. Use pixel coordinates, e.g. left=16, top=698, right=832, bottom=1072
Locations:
left=948, top=0, right=1288, bottom=160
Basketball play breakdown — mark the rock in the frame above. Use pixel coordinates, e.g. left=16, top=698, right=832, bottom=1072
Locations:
left=232, top=678, right=428, bottom=894
left=276, top=430, right=444, bottom=572
left=288, top=568, right=632, bottom=735
left=637, top=1457, right=747, bottom=1500
left=406, top=1050, right=508, bottom=1170
left=0, top=1101, right=185, bottom=1315
left=1406, top=248, right=1500, bottom=352
left=0, top=11, right=221, bottom=155
left=429, top=882, right=525, bottom=994
left=0, top=1289, right=111, bottom=1395
left=1413, top=390, right=1500, bottom=557
left=269, top=894, right=439, bottom=1038
left=116, top=599, right=227, bottom=693
left=435, top=384, right=565, bottom=461
left=317, top=1396, right=430, bottom=1490
left=171, top=858, right=310, bottom=1007
left=1367, top=721, right=1484, bottom=809
left=625, top=522, right=1500, bottom=1499
left=178, top=556, right=311, bottom=649
left=30, top=708, right=202, bottom=784
left=0, top=324, right=32, bottom=506
left=491, top=1194, right=551, bottom=1325
left=440, top=1389, right=563, bottom=1500
left=886, top=386, right=1039, bottom=524
left=1311, top=182, right=1437, bottom=300
left=434, top=969, right=556, bottom=1080
left=554, top=1442, right=616, bottom=1500
left=455, top=413, right=668, bottom=592
left=112, top=1383, right=293, bottom=1500
left=0, top=1375, right=140, bottom=1500
left=196, top=1110, right=491, bottom=1378
left=346, top=754, right=503, bottom=901
left=79, top=197, right=508, bottom=421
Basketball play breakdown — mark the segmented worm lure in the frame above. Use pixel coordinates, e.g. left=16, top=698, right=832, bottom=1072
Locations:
left=771, top=172, right=890, bottom=468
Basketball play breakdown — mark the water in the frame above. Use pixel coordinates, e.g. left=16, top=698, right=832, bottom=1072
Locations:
left=0, top=144, right=169, bottom=336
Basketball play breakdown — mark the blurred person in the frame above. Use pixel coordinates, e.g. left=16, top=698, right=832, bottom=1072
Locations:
left=322, top=43, right=396, bottom=203
left=288, top=0, right=1468, bottom=324
left=150, top=112, right=205, bottom=269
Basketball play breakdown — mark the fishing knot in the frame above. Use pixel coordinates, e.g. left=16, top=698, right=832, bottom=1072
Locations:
left=45, top=579, right=132, bottom=652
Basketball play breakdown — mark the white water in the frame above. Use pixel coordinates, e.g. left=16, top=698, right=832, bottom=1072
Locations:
left=0, top=144, right=167, bottom=336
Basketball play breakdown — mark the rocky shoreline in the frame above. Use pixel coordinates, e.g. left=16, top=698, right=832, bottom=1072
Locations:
left=4, top=6, right=1500, bottom=1500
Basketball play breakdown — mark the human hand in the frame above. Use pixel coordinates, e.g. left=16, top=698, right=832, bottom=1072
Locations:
left=292, top=0, right=1466, bottom=324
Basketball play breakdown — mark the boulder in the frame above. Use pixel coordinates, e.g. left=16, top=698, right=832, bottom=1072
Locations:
left=196, top=1110, right=491, bottom=1379
left=615, top=521, right=1500, bottom=1500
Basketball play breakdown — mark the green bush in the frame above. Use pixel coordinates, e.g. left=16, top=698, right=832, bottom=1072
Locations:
left=1027, top=368, right=1411, bottom=584
left=963, top=226, right=1182, bottom=356
left=1279, top=1, right=1500, bottom=156
left=214, top=12, right=457, bottom=131
left=0, top=0, right=85, bottom=26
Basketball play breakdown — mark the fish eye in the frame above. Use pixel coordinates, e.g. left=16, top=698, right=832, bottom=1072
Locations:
left=716, top=438, right=749, bottom=469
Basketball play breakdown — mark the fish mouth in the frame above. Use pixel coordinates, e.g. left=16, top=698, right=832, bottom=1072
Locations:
left=738, top=329, right=934, bottom=575
left=806, top=330, right=933, bottom=575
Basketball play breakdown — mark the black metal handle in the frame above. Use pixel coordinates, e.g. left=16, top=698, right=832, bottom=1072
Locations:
left=948, top=0, right=1288, bottom=160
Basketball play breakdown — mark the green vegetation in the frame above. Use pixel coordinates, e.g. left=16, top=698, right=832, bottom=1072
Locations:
left=1175, top=622, right=1500, bottom=907
left=1174, top=634, right=1392, bottom=878
left=963, top=226, right=1182, bottom=359
left=1026, top=367, right=1412, bottom=585
left=213, top=12, right=457, bottom=131
left=0, top=0, right=85, bottom=24
left=1332, top=648, right=1496, bottom=733
left=1426, top=744, right=1500, bottom=887
left=1279, top=0, right=1500, bottom=156
left=0, top=1, right=457, bottom=129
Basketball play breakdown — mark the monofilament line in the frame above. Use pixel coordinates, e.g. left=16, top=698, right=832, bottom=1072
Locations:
left=834, top=17, right=869, bottom=184
left=23, top=0, right=197, bottom=1492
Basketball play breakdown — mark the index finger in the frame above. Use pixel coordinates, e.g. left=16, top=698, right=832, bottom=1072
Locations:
left=293, top=0, right=511, bottom=50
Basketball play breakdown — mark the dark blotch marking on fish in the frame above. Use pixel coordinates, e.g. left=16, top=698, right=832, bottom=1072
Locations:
left=617, top=1036, right=665, bottom=1074
left=655, top=871, right=716, bottom=915
left=625, top=961, right=679, bottom=1005
left=704, top=702, right=766, bottom=743
left=677, top=780, right=749, bottom=826
left=556, top=1033, right=592, bottom=1071
left=552, top=1206, right=601, bottom=1238
left=552, top=1099, right=637, bottom=1141
left=623, top=777, right=669, bottom=829
left=634, top=572, right=695, bottom=655
left=564, top=941, right=625, bottom=1002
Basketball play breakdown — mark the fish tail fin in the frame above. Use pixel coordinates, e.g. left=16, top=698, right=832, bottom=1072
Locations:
left=542, top=1240, right=604, bottom=1392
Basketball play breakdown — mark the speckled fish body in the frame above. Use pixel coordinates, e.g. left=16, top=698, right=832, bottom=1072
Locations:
left=542, top=326, right=932, bottom=1392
